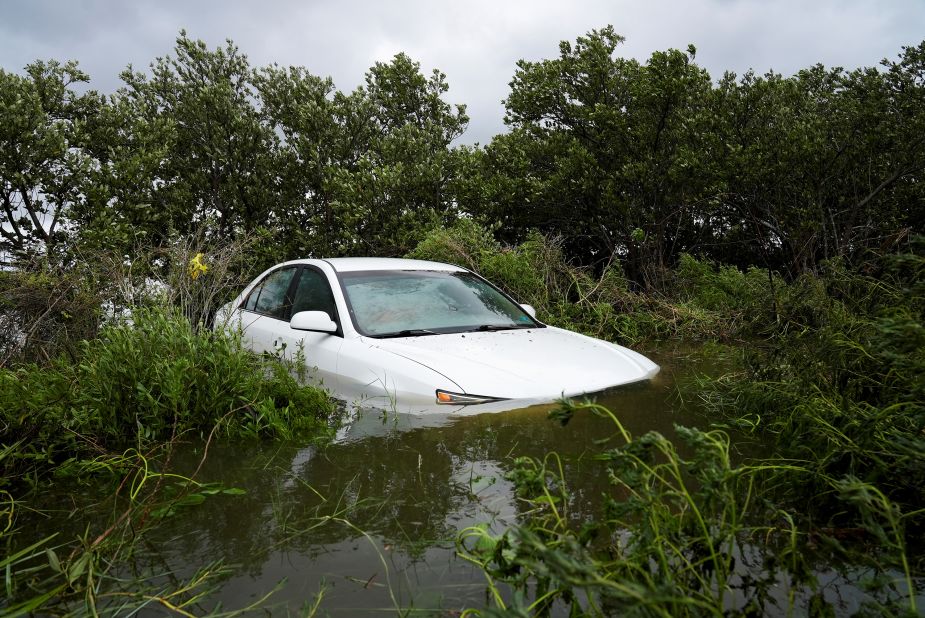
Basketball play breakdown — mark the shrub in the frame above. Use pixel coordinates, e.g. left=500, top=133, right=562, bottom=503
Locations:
left=0, top=234, right=260, bottom=368
left=406, top=217, right=500, bottom=271
left=0, top=264, right=108, bottom=366
left=0, top=307, right=335, bottom=488
left=151, top=234, right=261, bottom=330
left=409, top=222, right=744, bottom=344
left=702, top=244, right=925, bottom=514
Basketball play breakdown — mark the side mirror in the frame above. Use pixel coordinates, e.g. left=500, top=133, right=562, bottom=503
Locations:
left=290, top=310, right=337, bottom=333
left=520, top=304, right=537, bottom=319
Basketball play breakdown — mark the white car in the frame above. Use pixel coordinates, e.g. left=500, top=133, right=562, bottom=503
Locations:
left=215, top=258, right=659, bottom=414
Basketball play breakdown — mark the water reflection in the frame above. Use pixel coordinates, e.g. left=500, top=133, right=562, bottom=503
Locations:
left=132, top=348, right=712, bottom=612
left=21, top=345, right=918, bottom=614
left=26, top=346, right=852, bottom=614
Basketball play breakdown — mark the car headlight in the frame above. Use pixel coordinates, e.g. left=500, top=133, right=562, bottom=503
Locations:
left=435, top=389, right=507, bottom=405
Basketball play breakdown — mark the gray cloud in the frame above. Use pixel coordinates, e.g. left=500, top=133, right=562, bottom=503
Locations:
left=1, top=0, right=923, bottom=144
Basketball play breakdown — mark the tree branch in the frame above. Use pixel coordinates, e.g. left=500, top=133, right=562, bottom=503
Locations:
left=19, top=187, right=51, bottom=242
left=1, top=190, right=26, bottom=247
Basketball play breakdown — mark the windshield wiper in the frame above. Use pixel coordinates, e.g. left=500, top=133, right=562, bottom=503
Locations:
left=371, top=329, right=441, bottom=339
left=467, top=324, right=534, bottom=332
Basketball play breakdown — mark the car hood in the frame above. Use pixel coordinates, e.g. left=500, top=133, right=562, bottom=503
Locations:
left=365, top=326, right=659, bottom=400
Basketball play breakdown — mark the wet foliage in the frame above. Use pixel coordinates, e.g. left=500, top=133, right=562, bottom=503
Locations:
left=0, top=23, right=922, bottom=616
left=1, top=307, right=334, bottom=485
left=700, top=243, right=925, bottom=522
left=459, top=402, right=921, bottom=617
left=0, top=305, right=336, bottom=615
left=408, top=226, right=925, bottom=614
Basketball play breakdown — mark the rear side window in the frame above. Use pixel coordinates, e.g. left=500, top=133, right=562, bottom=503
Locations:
left=243, top=283, right=262, bottom=311
left=243, top=268, right=296, bottom=319
left=291, top=268, right=338, bottom=320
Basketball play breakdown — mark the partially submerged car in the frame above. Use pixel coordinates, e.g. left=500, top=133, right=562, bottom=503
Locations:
left=215, top=258, right=659, bottom=414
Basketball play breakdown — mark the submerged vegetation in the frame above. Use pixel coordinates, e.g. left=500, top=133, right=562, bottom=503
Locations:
left=459, top=402, right=921, bottom=617
left=420, top=225, right=925, bottom=615
left=703, top=243, right=925, bottom=516
left=0, top=309, right=334, bottom=616
left=1, top=22, right=923, bottom=616
left=0, top=308, right=336, bottom=615
left=0, top=248, right=337, bottom=614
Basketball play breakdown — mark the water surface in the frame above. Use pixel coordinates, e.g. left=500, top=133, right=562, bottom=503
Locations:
left=141, top=346, right=712, bottom=614
left=23, top=346, right=912, bottom=615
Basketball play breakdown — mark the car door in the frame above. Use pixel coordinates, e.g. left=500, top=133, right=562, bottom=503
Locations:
left=238, top=266, right=298, bottom=354
left=273, top=266, right=343, bottom=392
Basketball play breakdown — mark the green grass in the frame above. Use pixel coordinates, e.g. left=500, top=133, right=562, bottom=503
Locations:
left=453, top=240, right=924, bottom=616
left=0, top=307, right=337, bottom=615
left=0, top=307, right=335, bottom=490
left=458, top=401, right=920, bottom=616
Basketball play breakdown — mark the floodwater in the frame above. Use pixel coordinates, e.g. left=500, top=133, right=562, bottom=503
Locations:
left=129, top=345, right=733, bottom=614
left=17, top=345, right=918, bottom=615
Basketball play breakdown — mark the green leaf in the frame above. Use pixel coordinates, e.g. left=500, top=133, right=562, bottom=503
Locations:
left=67, top=553, right=89, bottom=585
left=45, top=548, right=61, bottom=573
left=175, top=493, right=206, bottom=507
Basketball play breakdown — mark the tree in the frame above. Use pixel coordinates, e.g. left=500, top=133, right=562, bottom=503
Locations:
left=336, top=53, right=469, bottom=256
left=0, top=60, right=101, bottom=262
left=260, top=52, right=469, bottom=258
left=115, top=32, right=279, bottom=242
left=258, top=65, right=372, bottom=258
left=476, top=26, right=925, bottom=280
left=709, top=45, right=925, bottom=275
left=477, top=26, right=713, bottom=285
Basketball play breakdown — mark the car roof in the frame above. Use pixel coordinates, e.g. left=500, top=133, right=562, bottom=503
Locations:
left=320, top=257, right=467, bottom=273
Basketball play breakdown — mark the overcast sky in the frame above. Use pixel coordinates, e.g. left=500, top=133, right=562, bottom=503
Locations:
left=2, top=0, right=924, bottom=144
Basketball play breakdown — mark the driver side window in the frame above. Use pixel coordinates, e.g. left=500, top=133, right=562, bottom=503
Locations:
left=291, top=268, right=337, bottom=320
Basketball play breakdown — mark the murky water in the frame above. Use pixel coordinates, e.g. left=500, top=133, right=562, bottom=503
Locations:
left=18, top=346, right=916, bottom=615
left=119, top=346, right=725, bottom=614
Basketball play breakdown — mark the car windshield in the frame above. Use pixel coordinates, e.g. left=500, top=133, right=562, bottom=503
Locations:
left=339, top=270, right=540, bottom=337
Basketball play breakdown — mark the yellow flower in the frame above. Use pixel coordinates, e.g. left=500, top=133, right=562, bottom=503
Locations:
left=188, top=253, right=209, bottom=280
